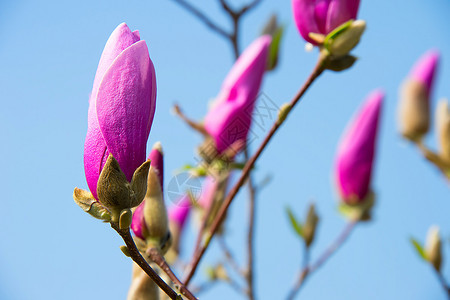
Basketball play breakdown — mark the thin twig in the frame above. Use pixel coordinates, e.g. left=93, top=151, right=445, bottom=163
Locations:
left=147, top=248, right=197, bottom=300
left=244, top=148, right=257, bottom=300
left=110, top=223, right=179, bottom=300
left=286, top=245, right=310, bottom=300
left=171, top=0, right=263, bottom=59
left=173, top=104, right=208, bottom=136
left=183, top=52, right=328, bottom=286
left=218, top=236, right=245, bottom=277
left=434, top=269, right=450, bottom=299
left=169, top=0, right=229, bottom=39
left=286, top=221, right=357, bottom=300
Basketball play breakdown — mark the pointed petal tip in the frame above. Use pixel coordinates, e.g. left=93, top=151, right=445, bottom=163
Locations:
left=410, top=50, right=440, bottom=92
left=152, top=141, right=163, bottom=155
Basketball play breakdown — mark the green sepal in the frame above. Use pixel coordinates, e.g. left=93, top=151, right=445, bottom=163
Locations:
left=119, top=209, right=133, bottom=230
left=324, top=55, right=358, bottom=72
left=338, top=190, right=375, bottom=222
left=96, top=155, right=151, bottom=222
left=96, top=154, right=132, bottom=219
left=410, top=237, right=426, bottom=260
left=130, top=160, right=151, bottom=208
left=73, top=187, right=111, bottom=221
left=286, top=206, right=304, bottom=238
left=120, top=245, right=131, bottom=257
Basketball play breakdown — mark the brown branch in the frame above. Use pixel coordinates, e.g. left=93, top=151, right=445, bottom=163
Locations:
left=287, top=221, right=357, bottom=300
left=286, top=245, right=310, bottom=300
left=173, top=104, right=208, bottom=136
left=110, top=223, right=179, bottom=300
left=434, top=269, right=450, bottom=299
left=147, top=248, right=197, bottom=300
left=183, top=52, right=328, bottom=286
left=244, top=148, right=257, bottom=300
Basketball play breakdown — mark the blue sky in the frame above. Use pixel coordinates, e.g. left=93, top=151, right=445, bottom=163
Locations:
left=0, top=0, right=449, bottom=299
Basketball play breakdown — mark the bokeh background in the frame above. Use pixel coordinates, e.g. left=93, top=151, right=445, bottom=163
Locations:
left=1, top=0, right=449, bottom=299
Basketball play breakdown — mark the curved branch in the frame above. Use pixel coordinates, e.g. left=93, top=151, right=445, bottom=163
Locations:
left=110, top=223, right=179, bottom=300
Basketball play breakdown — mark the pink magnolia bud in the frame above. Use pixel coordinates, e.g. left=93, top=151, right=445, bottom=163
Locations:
left=399, top=50, right=439, bottom=141
left=292, top=0, right=361, bottom=45
left=168, top=196, right=191, bottom=230
left=84, top=23, right=157, bottom=200
left=335, top=90, right=384, bottom=204
left=410, top=50, right=439, bottom=99
left=204, top=35, right=271, bottom=154
left=131, top=144, right=165, bottom=240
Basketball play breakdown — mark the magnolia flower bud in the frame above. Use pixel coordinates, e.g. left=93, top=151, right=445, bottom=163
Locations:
left=425, top=226, right=442, bottom=272
left=303, top=203, right=319, bottom=247
left=335, top=90, right=384, bottom=204
left=131, top=144, right=170, bottom=252
left=204, top=35, right=271, bottom=154
left=436, top=99, right=450, bottom=164
left=77, top=23, right=156, bottom=222
left=292, top=0, right=361, bottom=45
left=84, top=23, right=156, bottom=200
left=399, top=50, right=439, bottom=141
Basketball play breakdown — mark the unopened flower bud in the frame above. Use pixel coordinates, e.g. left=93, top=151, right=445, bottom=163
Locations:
left=325, top=20, right=366, bottom=57
left=131, top=144, right=170, bottom=251
left=436, top=99, right=450, bottom=164
left=292, top=0, right=361, bottom=46
left=425, top=226, right=442, bottom=272
left=204, top=35, right=271, bottom=154
left=399, top=50, right=439, bottom=141
left=303, top=203, right=319, bottom=247
left=336, top=90, right=383, bottom=204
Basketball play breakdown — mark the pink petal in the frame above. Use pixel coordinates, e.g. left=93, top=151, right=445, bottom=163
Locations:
left=204, top=36, right=271, bottom=153
left=410, top=50, right=440, bottom=99
left=292, top=0, right=321, bottom=44
left=335, top=89, right=383, bottom=202
left=131, top=202, right=145, bottom=239
left=96, top=40, right=156, bottom=181
left=314, top=0, right=332, bottom=34
left=326, top=0, right=360, bottom=34
left=168, top=196, right=191, bottom=229
left=84, top=98, right=109, bottom=200
left=90, top=23, right=140, bottom=104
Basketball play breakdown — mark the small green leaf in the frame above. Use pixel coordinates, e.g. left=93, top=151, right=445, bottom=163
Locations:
left=267, top=25, right=284, bottom=71
left=410, top=237, right=426, bottom=260
left=286, top=206, right=304, bottom=238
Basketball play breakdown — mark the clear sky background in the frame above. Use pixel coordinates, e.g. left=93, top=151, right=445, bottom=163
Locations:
left=1, top=0, right=450, bottom=299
